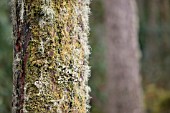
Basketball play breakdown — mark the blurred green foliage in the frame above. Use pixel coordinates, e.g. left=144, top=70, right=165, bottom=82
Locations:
left=138, top=0, right=170, bottom=89
left=138, top=1, right=170, bottom=112
left=89, top=0, right=106, bottom=113
left=145, top=84, right=170, bottom=113
left=0, top=0, right=12, bottom=113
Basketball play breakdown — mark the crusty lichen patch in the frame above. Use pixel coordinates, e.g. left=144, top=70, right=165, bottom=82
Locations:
left=12, top=0, right=91, bottom=113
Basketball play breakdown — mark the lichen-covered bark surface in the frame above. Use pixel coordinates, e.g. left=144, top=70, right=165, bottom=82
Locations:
left=12, top=0, right=91, bottom=113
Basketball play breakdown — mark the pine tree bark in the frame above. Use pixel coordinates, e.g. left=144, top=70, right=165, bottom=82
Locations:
left=11, top=0, right=91, bottom=113
left=104, top=0, right=144, bottom=113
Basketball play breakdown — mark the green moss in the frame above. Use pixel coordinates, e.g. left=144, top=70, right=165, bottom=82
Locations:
left=145, top=84, right=170, bottom=113
left=20, top=0, right=91, bottom=112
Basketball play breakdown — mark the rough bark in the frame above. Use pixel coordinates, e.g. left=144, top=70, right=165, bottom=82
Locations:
left=104, top=0, right=144, bottom=113
left=11, top=0, right=91, bottom=113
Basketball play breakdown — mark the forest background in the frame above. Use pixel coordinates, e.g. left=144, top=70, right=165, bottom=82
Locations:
left=0, top=0, right=170, bottom=113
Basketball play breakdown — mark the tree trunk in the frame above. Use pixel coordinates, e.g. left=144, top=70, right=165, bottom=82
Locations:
left=142, top=0, right=160, bottom=85
left=11, top=0, right=91, bottom=113
left=104, top=0, right=144, bottom=113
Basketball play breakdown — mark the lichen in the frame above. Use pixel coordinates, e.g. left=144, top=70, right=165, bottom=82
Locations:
left=20, top=0, right=24, bottom=22
left=12, top=0, right=91, bottom=113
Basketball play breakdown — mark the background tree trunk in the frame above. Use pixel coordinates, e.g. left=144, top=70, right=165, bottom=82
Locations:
left=104, top=0, right=144, bottom=113
left=11, top=0, right=91, bottom=113
left=142, top=0, right=160, bottom=85
left=141, top=0, right=170, bottom=88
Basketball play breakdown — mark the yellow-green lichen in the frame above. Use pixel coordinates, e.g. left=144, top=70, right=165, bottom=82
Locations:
left=18, top=0, right=91, bottom=113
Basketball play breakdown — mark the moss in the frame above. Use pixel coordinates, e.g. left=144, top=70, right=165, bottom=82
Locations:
left=145, top=84, right=170, bottom=113
left=13, top=0, right=91, bottom=113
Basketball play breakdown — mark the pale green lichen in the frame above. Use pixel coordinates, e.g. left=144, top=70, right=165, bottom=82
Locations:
left=13, top=0, right=91, bottom=112
left=20, top=0, right=25, bottom=22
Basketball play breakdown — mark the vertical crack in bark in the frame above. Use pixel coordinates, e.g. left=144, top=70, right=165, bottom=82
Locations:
left=12, top=0, right=31, bottom=112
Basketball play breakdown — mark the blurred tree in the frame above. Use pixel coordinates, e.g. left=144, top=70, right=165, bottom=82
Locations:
left=158, top=0, right=170, bottom=88
left=104, top=0, right=144, bottom=113
left=12, top=0, right=90, bottom=112
left=141, top=0, right=161, bottom=87
left=139, top=0, right=170, bottom=89
left=137, top=0, right=170, bottom=113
